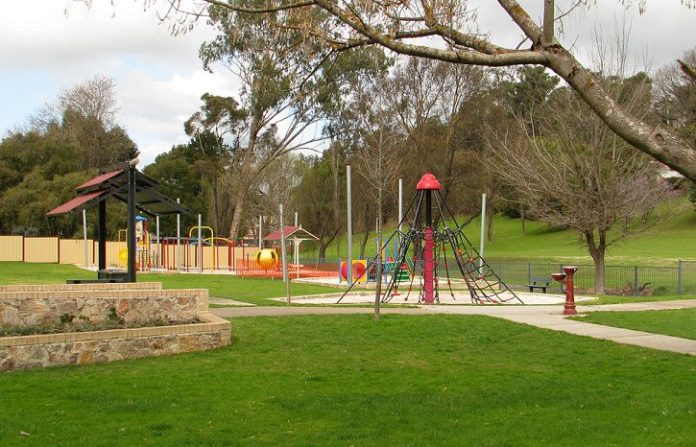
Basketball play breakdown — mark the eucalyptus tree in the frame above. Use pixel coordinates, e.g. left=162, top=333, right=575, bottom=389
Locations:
left=185, top=6, right=388, bottom=239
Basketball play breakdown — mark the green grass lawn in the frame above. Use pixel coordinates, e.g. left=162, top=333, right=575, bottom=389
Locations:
left=1, top=315, right=695, bottom=446
left=586, top=294, right=696, bottom=305
left=577, top=308, right=696, bottom=340
left=304, top=197, right=696, bottom=266
left=0, top=262, right=339, bottom=306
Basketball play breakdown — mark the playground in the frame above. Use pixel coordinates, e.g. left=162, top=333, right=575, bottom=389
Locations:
left=1, top=170, right=695, bottom=445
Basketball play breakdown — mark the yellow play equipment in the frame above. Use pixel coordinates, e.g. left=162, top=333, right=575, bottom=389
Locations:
left=255, top=248, right=279, bottom=270
left=117, top=216, right=152, bottom=270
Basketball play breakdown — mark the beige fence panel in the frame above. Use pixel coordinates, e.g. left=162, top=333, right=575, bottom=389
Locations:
left=104, top=241, right=127, bottom=268
left=59, top=239, right=95, bottom=265
left=24, top=237, right=59, bottom=263
left=0, top=236, right=23, bottom=261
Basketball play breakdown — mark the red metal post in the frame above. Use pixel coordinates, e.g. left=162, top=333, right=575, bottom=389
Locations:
left=416, top=173, right=441, bottom=304
left=423, top=226, right=435, bottom=303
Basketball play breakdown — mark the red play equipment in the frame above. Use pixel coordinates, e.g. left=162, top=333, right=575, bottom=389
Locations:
left=340, top=260, right=367, bottom=281
left=338, top=173, right=522, bottom=305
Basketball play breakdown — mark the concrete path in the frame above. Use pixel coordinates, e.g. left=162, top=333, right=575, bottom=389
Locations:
left=210, top=299, right=696, bottom=356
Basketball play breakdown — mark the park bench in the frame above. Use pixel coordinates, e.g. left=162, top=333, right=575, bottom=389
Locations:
left=527, top=277, right=551, bottom=293
left=66, top=279, right=127, bottom=284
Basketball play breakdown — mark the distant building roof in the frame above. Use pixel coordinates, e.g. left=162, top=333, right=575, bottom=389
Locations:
left=264, top=226, right=319, bottom=241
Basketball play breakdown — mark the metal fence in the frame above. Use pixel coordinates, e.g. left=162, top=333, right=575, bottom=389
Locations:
left=485, top=261, right=696, bottom=295
left=301, top=257, right=696, bottom=296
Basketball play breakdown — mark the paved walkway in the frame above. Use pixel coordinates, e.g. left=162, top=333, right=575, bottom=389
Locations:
left=210, top=299, right=696, bottom=356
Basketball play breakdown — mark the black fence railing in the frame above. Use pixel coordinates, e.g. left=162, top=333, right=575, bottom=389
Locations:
left=300, top=257, right=696, bottom=296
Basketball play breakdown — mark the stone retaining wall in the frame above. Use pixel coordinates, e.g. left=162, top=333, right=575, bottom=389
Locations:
left=0, top=312, right=230, bottom=371
left=0, top=282, right=162, bottom=292
left=0, top=286, right=206, bottom=327
left=0, top=283, right=231, bottom=372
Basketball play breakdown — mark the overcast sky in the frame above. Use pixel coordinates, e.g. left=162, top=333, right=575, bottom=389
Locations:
left=0, top=1, right=694, bottom=166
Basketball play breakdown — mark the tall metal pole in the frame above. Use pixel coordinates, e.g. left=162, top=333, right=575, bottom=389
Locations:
left=197, top=213, right=203, bottom=273
left=346, top=165, right=353, bottom=283
left=294, top=211, right=299, bottom=227
left=258, top=215, right=263, bottom=250
left=280, top=204, right=291, bottom=304
left=176, top=198, right=181, bottom=271
left=480, top=193, right=487, bottom=268
left=398, top=178, right=403, bottom=232
left=155, top=215, right=160, bottom=269
left=82, top=209, right=88, bottom=268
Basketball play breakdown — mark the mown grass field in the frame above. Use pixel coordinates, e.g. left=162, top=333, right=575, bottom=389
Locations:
left=0, top=262, right=339, bottom=306
left=578, top=308, right=696, bottom=340
left=1, top=314, right=696, bottom=446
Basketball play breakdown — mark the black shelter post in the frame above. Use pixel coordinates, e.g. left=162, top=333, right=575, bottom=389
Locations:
left=98, top=199, right=107, bottom=271
left=127, top=165, right=137, bottom=282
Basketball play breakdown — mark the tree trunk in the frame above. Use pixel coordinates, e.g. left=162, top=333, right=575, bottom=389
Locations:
left=584, top=230, right=607, bottom=294
left=228, top=109, right=262, bottom=240
left=521, top=209, right=527, bottom=236
left=359, top=229, right=370, bottom=259
left=228, top=186, right=246, bottom=240
left=318, top=230, right=339, bottom=260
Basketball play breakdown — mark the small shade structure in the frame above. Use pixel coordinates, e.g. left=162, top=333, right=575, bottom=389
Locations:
left=47, top=161, right=191, bottom=282
left=264, top=226, right=319, bottom=277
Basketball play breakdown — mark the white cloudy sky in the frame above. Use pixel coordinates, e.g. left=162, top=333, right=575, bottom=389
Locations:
left=0, top=1, right=694, bottom=166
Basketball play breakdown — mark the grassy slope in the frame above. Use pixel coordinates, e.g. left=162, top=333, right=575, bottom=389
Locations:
left=0, top=262, right=338, bottom=306
left=1, top=315, right=695, bottom=446
left=304, top=198, right=696, bottom=266
left=577, top=308, right=696, bottom=340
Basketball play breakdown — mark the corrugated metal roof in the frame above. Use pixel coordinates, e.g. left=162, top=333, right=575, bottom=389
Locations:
left=75, top=169, right=124, bottom=191
left=46, top=189, right=111, bottom=216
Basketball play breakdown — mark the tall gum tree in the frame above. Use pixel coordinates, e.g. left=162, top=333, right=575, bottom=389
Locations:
left=144, top=0, right=696, bottom=182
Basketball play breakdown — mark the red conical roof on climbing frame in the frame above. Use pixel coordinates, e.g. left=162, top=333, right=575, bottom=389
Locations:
left=416, top=173, right=441, bottom=190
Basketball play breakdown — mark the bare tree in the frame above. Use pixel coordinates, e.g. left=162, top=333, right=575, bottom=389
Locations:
left=146, top=0, right=696, bottom=182
left=384, top=57, right=487, bottom=200
left=654, top=48, right=696, bottom=144
left=490, top=79, right=670, bottom=293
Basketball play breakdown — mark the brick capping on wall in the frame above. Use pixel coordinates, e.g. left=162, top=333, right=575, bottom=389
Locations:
left=0, top=283, right=231, bottom=372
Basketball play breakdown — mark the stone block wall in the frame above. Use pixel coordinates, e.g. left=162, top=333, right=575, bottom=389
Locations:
left=0, top=312, right=231, bottom=372
left=0, top=286, right=207, bottom=327
left=0, top=283, right=231, bottom=372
